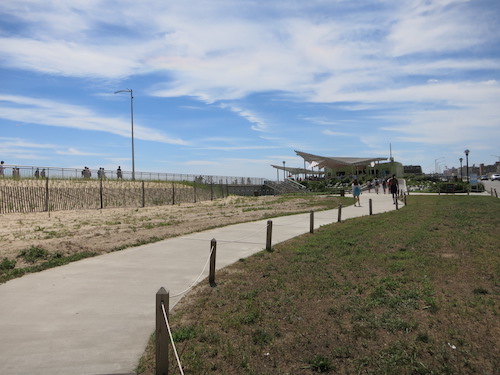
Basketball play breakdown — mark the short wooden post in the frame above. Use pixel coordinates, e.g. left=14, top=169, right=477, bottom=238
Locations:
left=495, top=189, right=498, bottom=198
left=310, top=211, right=314, bottom=233
left=266, top=220, right=273, bottom=251
left=193, top=182, right=197, bottom=203
left=369, top=199, right=373, bottom=215
left=395, top=198, right=399, bottom=210
left=404, top=194, right=407, bottom=205
left=337, top=204, right=342, bottom=223
left=156, top=287, right=169, bottom=375
left=210, top=182, right=214, bottom=201
left=209, top=239, right=217, bottom=287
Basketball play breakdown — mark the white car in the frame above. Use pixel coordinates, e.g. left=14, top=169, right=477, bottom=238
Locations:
left=491, top=174, right=500, bottom=181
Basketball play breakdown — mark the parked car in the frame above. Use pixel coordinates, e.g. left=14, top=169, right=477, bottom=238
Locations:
left=480, top=175, right=489, bottom=180
left=491, top=174, right=500, bottom=181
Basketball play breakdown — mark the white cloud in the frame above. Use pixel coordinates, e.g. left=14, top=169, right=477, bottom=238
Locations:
left=0, top=94, right=188, bottom=145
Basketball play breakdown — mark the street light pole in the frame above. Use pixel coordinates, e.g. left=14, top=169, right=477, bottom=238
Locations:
left=114, top=89, right=135, bottom=180
left=464, top=150, right=469, bottom=183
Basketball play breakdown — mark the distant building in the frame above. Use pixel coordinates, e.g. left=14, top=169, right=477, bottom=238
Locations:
left=404, top=165, right=423, bottom=175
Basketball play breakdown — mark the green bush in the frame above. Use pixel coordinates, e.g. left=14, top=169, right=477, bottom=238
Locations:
left=17, top=246, right=49, bottom=263
left=0, top=257, right=16, bottom=270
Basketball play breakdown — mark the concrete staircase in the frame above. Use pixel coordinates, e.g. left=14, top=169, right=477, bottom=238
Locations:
left=264, top=179, right=307, bottom=194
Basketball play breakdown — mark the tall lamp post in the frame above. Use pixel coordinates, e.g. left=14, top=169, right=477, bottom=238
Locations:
left=283, top=161, right=286, bottom=181
left=464, top=149, right=469, bottom=183
left=114, top=89, right=135, bottom=180
left=459, top=157, right=463, bottom=181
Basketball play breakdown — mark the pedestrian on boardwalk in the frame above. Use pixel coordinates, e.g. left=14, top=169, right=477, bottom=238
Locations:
left=374, top=178, right=380, bottom=194
left=0, top=161, right=4, bottom=177
left=382, top=179, right=387, bottom=194
left=117, top=166, right=123, bottom=179
left=352, top=179, right=361, bottom=207
left=41, top=169, right=46, bottom=178
left=34, top=168, right=40, bottom=179
left=388, top=175, right=399, bottom=204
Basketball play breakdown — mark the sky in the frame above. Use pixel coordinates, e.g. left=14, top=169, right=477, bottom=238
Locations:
left=1, top=0, right=499, bottom=180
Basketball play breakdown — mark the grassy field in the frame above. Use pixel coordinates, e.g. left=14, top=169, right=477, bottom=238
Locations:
left=138, top=195, right=499, bottom=374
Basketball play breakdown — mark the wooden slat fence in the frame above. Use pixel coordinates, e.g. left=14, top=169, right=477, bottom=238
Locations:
left=0, top=179, right=227, bottom=214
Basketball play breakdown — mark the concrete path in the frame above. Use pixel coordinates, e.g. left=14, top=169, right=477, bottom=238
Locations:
left=0, top=192, right=402, bottom=375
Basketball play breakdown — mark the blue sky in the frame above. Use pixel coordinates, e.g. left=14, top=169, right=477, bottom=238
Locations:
left=1, top=0, right=499, bottom=179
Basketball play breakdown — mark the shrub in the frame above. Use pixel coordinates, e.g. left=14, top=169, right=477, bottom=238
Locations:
left=0, top=257, right=16, bottom=270
left=17, top=246, right=49, bottom=263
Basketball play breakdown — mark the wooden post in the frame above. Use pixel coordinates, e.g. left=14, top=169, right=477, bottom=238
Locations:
left=404, top=194, right=407, bottom=205
left=337, top=204, right=342, bottom=223
left=369, top=199, right=373, bottom=215
left=193, top=181, right=197, bottom=203
left=395, top=198, right=399, bottom=210
left=210, top=182, right=214, bottom=201
left=156, top=287, right=169, bottom=375
left=44, top=177, right=49, bottom=212
left=209, top=238, right=217, bottom=287
left=99, top=178, right=103, bottom=209
left=266, top=220, right=273, bottom=251
left=495, top=189, right=498, bottom=198
left=172, top=182, right=175, bottom=205
left=310, top=210, right=314, bottom=234
left=142, top=181, right=145, bottom=208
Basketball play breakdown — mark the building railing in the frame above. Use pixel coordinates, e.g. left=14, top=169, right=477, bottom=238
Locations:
left=0, top=164, right=265, bottom=185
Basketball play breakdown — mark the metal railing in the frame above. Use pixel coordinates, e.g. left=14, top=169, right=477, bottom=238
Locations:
left=0, top=164, right=265, bottom=185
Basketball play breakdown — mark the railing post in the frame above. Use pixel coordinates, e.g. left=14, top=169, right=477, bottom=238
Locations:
left=209, top=238, right=217, bottom=287
left=156, top=287, right=169, bottom=375
left=266, top=220, right=273, bottom=251
left=369, top=199, right=373, bottom=215
left=337, top=204, right=342, bottom=223
left=310, top=210, right=314, bottom=233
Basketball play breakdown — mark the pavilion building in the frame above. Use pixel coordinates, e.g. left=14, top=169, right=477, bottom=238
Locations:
left=293, top=150, right=403, bottom=180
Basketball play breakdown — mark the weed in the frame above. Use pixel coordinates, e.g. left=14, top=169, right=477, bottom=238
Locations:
left=307, top=355, right=335, bottom=373
left=0, top=258, right=16, bottom=270
left=172, top=326, right=197, bottom=342
left=17, top=246, right=49, bottom=263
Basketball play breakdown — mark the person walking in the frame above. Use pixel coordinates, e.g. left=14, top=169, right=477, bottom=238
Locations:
left=388, top=175, right=399, bottom=204
left=382, top=179, right=387, bottom=194
left=352, top=179, right=361, bottom=207
left=374, top=178, right=380, bottom=194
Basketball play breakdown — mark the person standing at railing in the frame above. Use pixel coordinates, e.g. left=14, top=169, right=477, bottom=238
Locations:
left=41, top=169, right=46, bottom=178
left=0, top=161, right=4, bottom=177
left=35, top=168, right=40, bottom=179
left=117, top=166, right=123, bottom=179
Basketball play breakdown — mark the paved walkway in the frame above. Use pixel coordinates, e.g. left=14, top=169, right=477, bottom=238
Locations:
left=0, top=192, right=402, bottom=375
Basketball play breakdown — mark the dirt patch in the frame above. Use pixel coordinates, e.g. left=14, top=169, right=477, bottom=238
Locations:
left=0, top=194, right=339, bottom=269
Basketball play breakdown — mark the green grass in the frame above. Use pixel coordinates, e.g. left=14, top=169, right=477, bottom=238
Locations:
left=138, top=195, right=500, bottom=375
